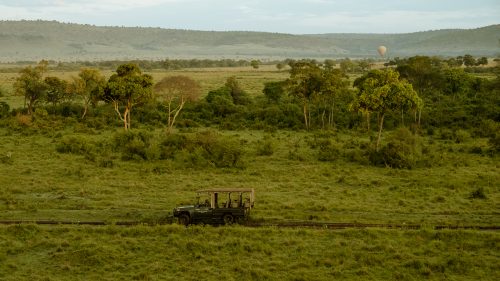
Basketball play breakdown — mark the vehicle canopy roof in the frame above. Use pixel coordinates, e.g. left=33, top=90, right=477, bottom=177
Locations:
left=196, top=188, right=255, bottom=207
left=197, top=188, right=254, bottom=193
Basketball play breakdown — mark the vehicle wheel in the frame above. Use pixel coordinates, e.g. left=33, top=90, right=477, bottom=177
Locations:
left=178, top=214, right=190, bottom=226
left=222, top=214, right=234, bottom=225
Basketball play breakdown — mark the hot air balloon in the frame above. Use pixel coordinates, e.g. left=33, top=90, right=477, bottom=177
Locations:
left=377, top=46, right=387, bottom=57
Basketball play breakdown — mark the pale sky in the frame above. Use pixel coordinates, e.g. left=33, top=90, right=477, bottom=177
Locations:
left=1, top=0, right=499, bottom=34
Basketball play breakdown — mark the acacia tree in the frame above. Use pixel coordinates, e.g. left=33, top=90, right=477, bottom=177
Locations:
left=103, top=64, right=153, bottom=130
left=44, top=76, right=68, bottom=109
left=350, top=69, right=423, bottom=150
left=318, top=69, right=350, bottom=129
left=14, top=60, right=48, bottom=115
left=250, top=60, right=260, bottom=69
left=287, top=61, right=323, bottom=130
left=154, top=75, right=201, bottom=133
left=69, top=68, right=106, bottom=118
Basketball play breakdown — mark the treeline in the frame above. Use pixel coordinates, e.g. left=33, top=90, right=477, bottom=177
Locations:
left=1, top=55, right=499, bottom=169
left=1, top=56, right=499, bottom=139
left=1, top=59, right=263, bottom=72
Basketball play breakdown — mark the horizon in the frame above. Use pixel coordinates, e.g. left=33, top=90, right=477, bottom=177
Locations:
left=1, top=0, right=499, bottom=34
left=3, top=19, right=499, bottom=35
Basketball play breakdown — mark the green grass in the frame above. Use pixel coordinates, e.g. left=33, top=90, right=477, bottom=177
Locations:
left=0, top=224, right=498, bottom=281
left=0, top=128, right=498, bottom=226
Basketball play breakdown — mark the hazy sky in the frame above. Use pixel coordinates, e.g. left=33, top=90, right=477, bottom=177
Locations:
left=1, top=0, right=499, bottom=34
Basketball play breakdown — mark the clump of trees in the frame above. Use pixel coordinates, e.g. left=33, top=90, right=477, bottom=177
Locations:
left=5, top=54, right=499, bottom=167
left=350, top=68, right=422, bottom=150
left=286, top=60, right=351, bottom=130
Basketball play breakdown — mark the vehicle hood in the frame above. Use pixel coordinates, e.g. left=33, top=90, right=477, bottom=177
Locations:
left=174, top=205, right=195, bottom=210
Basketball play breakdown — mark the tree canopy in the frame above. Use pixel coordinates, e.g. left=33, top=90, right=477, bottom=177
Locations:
left=14, top=60, right=49, bottom=115
left=351, top=68, right=423, bottom=150
left=154, top=75, right=201, bottom=133
left=104, top=63, right=153, bottom=130
left=69, top=68, right=106, bottom=118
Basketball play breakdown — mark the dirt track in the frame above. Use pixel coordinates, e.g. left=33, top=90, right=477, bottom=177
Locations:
left=0, top=219, right=498, bottom=230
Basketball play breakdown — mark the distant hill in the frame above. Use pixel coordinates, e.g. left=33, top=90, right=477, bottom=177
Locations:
left=0, top=20, right=498, bottom=61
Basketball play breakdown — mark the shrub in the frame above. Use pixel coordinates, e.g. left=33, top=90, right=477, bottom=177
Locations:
left=474, top=119, right=499, bottom=138
left=15, top=114, right=32, bottom=127
left=160, top=134, right=189, bottom=159
left=53, top=103, right=83, bottom=118
left=195, top=132, right=244, bottom=168
left=56, top=136, right=93, bottom=155
left=488, top=133, right=500, bottom=154
left=256, top=138, right=274, bottom=156
left=439, top=128, right=454, bottom=140
left=344, top=148, right=369, bottom=165
left=317, top=139, right=341, bottom=162
left=0, top=152, right=13, bottom=165
left=469, top=145, right=483, bottom=155
left=0, top=102, right=9, bottom=119
left=112, top=130, right=157, bottom=161
left=469, top=187, right=486, bottom=199
left=370, top=128, right=421, bottom=169
left=454, top=129, right=471, bottom=143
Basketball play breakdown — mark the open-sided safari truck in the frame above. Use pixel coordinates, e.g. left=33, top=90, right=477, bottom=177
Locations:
left=173, top=188, right=255, bottom=225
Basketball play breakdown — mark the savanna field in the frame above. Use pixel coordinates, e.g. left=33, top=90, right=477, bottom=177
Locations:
left=0, top=59, right=499, bottom=280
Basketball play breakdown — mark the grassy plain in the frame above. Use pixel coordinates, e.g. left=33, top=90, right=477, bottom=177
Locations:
left=0, top=66, right=499, bottom=280
left=0, top=224, right=498, bottom=281
left=0, top=128, right=498, bottom=225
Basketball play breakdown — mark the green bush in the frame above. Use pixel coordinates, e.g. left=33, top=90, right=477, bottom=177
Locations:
left=56, top=136, right=93, bottom=155
left=256, top=138, right=274, bottom=156
left=474, top=119, right=499, bottom=138
left=439, top=128, right=454, bottom=140
left=469, top=187, right=487, bottom=199
left=454, top=129, right=471, bottom=143
left=370, top=128, right=422, bottom=169
left=0, top=152, right=13, bottom=165
left=195, top=131, right=244, bottom=168
left=317, top=139, right=341, bottom=162
left=160, top=134, right=189, bottom=159
left=0, top=102, right=9, bottom=119
left=112, top=130, right=158, bottom=161
left=488, top=133, right=500, bottom=154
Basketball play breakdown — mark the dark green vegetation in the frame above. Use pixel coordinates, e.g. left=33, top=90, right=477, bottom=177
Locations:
left=0, top=20, right=499, bottom=61
left=0, top=56, right=499, bottom=280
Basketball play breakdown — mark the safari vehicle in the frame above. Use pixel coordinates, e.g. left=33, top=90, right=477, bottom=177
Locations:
left=173, top=188, right=255, bottom=225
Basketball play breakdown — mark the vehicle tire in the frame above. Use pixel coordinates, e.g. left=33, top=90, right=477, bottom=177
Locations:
left=222, top=214, right=234, bottom=225
left=178, top=214, right=190, bottom=226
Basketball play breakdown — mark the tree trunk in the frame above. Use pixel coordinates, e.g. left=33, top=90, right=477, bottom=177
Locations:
left=330, top=102, right=335, bottom=129
left=366, top=112, right=370, bottom=132
left=376, top=114, right=385, bottom=151
left=401, top=109, right=405, bottom=127
left=418, top=109, right=422, bottom=127
left=127, top=108, right=131, bottom=130
left=168, top=101, right=185, bottom=134
left=27, top=102, right=33, bottom=115
left=321, top=109, right=325, bottom=129
left=81, top=103, right=88, bottom=119
left=303, top=103, right=309, bottom=130
left=123, top=108, right=129, bottom=130
left=308, top=104, right=311, bottom=129
left=167, top=100, right=172, bottom=131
